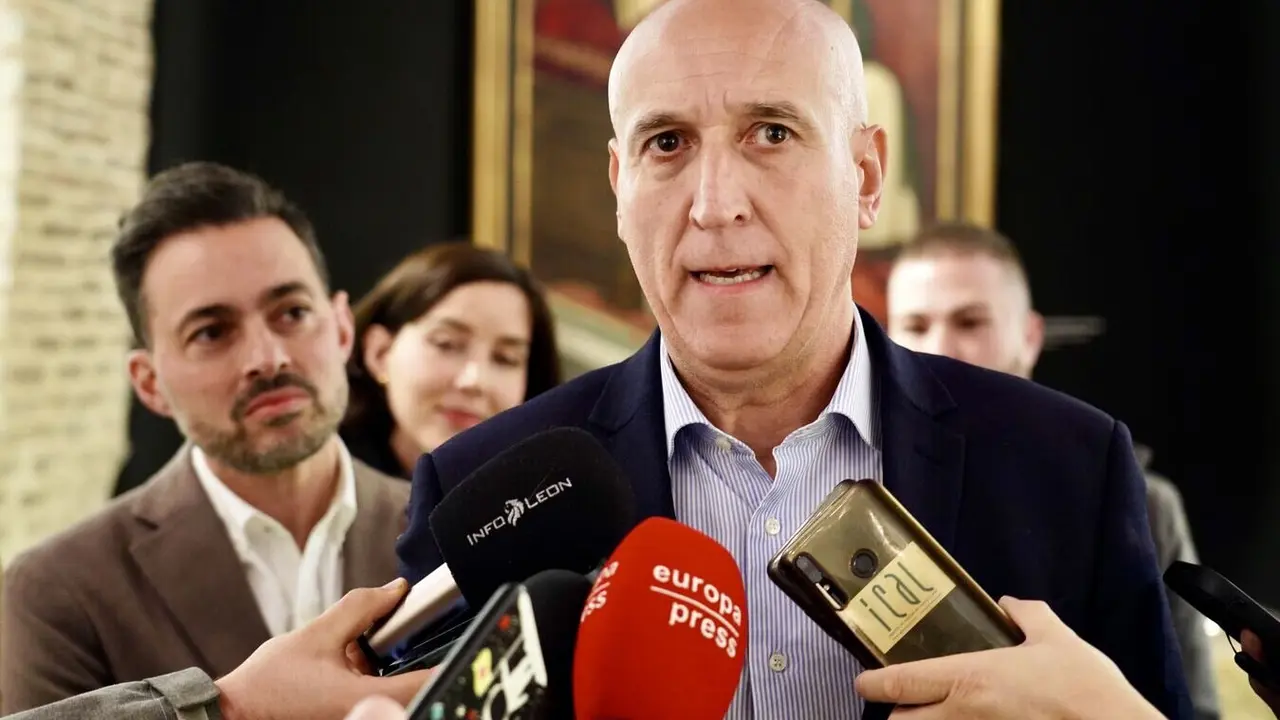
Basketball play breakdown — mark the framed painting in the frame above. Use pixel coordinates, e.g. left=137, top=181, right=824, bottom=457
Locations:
left=472, top=0, right=1001, bottom=374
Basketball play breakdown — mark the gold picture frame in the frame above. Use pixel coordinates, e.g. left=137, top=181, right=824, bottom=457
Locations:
left=473, top=0, right=1001, bottom=373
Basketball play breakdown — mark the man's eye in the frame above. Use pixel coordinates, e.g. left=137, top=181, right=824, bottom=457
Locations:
left=282, top=305, right=311, bottom=322
left=756, top=124, right=791, bottom=145
left=191, top=325, right=225, bottom=344
left=649, top=132, right=682, bottom=154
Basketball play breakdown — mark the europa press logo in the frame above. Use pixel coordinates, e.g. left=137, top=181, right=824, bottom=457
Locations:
left=467, top=477, right=574, bottom=546
left=651, top=564, right=743, bottom=659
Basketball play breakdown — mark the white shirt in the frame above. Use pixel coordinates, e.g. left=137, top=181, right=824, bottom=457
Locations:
left=663, top=305, right=882, bottom=719
left=191, top=443, right=359, bottom=637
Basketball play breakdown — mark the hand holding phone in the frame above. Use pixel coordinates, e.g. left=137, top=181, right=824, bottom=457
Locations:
left=855, top=597, right=1165, bottom=720
left=1242, top=630, right=1280, bottom=715
left=1164, top=561, right=1280, bottom=694
left=768, top=479, right=1023, bottom=670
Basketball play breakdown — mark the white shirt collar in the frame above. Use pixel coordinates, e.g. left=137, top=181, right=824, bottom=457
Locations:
left=191, top=441, right=359, bottom=554
left=659, top=303, right=879, bottom=458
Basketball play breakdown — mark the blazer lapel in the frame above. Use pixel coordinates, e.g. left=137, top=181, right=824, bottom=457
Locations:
left=861, top=309, right=966, bottom=551
left=589, top=332, right=676, bottom=521
left=582, top=313, right=967, bottom=550
left=129, top=447, right=270, bottom=676
left=343, top=464, right=405, bottom=591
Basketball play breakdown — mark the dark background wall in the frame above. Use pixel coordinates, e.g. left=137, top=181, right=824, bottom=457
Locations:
left=128, top=0, right=1280, bottom=604
left=1000, top=2, right=1279, bottom=605
left=147, top=0, right=473, bottom=289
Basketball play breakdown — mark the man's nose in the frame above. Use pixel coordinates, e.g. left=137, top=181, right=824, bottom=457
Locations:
left=241, top=322, right=292, bottom=377
left=689, top=145, right=753, bottom=230
left=921, top=329, right=962, bottom=360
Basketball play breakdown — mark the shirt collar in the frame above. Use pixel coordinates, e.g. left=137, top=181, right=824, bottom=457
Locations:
left=659, top=303, right=879, bottom=459
left=191, top=440, right=359, bottom=549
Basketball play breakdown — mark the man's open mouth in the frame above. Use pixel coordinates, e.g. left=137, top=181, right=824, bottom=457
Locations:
left=691, top=265, right=774, bottom=286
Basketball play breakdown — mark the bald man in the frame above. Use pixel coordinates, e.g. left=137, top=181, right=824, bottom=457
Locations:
left=396, top=1, right=1192, bottom=717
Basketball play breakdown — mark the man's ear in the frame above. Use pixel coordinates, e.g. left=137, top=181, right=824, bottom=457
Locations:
left=608, top=138, right=624, bottom=240
left=608, top=138, right=621, bottom=196
left=362, top=324, right=396, bottom=386
left=856, top=125, right=888, bottom=230
left=127, top=349, right=171, bottom=418
left=1022, top=309, right=1045, bottom=374
left=332, top=290, right=355, bottom=363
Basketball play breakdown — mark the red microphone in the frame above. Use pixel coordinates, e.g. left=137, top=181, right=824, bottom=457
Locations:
left=573, top=517, right=747, bottom=719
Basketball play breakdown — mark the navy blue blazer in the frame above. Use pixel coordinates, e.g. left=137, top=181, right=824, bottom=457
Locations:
left=397, top=307, right=1192, bottom=719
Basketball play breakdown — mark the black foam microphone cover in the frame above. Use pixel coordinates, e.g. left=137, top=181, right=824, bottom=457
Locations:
left=524, top=569, right=594, bottom=719
left=428, top=426, right=636, bottom=603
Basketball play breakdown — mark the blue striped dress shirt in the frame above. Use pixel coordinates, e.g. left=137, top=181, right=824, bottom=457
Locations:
left=662, top=306, right=882, bottom=720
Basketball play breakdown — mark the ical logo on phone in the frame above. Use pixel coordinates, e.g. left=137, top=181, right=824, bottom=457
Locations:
left=839, top=542, right=956, bottom=654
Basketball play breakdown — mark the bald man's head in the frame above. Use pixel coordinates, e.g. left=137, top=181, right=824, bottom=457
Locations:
left=609, top=0, right=868, bottom=139
left=604, top=0, right=888, bottom=380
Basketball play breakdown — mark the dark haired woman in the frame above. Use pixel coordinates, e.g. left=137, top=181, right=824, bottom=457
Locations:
left=342, top=243, right=561, bottom=478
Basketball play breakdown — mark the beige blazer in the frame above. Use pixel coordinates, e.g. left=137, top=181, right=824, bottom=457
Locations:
left=0, top=445, right=410, bottom=714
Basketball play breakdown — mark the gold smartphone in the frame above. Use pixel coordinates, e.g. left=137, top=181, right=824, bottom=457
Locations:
left=768, top=479, right=1024, bottom=669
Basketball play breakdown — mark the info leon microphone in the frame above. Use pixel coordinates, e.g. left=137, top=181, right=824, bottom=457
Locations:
left=367, top=427, right=635, bottom=656
left=573, top=517, right=747, bottom=720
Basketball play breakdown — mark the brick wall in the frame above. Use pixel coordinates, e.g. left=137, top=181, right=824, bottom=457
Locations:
left=0, top=0, right=152, bottom=563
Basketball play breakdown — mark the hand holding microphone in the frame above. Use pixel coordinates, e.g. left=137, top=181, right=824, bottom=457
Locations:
left=216, top=579, right=432, bottom=720
left=854, top=597, right=1163, bottom=719
left=369, top=429, right=751, bottom=719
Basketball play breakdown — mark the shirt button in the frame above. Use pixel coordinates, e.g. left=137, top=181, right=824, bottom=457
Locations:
left=764, top=517, right=781, bottom=536
left=769, top=652, right=788, bottom=672
left=714, top=435, right=732, bottom=451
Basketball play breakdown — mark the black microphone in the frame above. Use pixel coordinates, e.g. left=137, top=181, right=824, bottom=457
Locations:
left=365, top=427, right=635, bottom=657
left=405, top=569, right=594, bottom=720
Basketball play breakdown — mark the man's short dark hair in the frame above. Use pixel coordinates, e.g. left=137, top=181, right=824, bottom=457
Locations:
left=111, top=162, right=329, bottom=348
left=894, top=221, right=1032, bottom=300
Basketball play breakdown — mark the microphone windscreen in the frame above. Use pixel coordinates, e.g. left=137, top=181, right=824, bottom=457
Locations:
left=573, top=517, right=747, bottom=720
left=523, top=569, right=594, bottom=719
left=429, top=427, right=636, bottom=603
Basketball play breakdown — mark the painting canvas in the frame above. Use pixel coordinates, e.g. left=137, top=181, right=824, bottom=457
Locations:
left=473, top=0, right=1001, bottom=372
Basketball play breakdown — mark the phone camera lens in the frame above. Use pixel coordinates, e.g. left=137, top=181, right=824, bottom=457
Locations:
left=850, top=549, right=878, bottom=578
